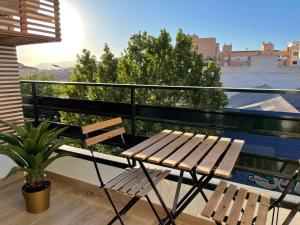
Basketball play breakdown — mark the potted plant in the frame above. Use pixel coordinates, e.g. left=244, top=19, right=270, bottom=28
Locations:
left=0, top=121, right=70, bottom=214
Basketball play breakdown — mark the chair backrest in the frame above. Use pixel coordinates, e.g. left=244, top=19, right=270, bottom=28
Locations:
left=81, top=117, right=125, bottom=147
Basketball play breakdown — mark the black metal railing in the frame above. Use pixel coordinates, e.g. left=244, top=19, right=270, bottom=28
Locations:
left=21, top=80, right=300, bottom=138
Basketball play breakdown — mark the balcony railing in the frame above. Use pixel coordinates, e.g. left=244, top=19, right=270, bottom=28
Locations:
left=0, top=0, right=60, bottom=45
left=20, top=80, right=300, bottom=170
left=20, top=80, right=300, bottom=138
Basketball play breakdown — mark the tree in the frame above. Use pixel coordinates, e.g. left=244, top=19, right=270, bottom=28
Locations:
left=20, top=72, right=58, bottom=97
left=89, top=43, right=121, bottom=102
left=59, top=28, right=228, bottom=152
left=21, top=72, right=59, bottom=120
left=116, top=29, right=227, bottom=135
left=60, top=49, right=98, bottom=126
left=117, top=29, right=227, bottom=108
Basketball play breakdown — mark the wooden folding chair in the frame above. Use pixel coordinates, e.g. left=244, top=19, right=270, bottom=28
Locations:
left=201, top=164, right=300, bottom=225
left=81, top=117, right=170, bottom=225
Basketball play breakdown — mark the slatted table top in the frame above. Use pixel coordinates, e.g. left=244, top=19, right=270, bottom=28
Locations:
left=121, top=130, right=245, bottom=178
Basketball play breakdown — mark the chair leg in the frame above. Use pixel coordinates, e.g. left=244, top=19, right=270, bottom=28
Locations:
left=269, top=205, right=280, bottom=225
left=138, top=161, right=176, bottom=225
left=283, top=208, right=298, bottom=225
left=102, top=189, right=125, bottom=225
left=89, top=150, right=125, bottom=225
left=146, top=195, right=164, bottom=225
left=271, top=206, right=276, bottom=225
left=107, top=196, right=140, bottom=225
left=276, top=206, right=280, bottom=225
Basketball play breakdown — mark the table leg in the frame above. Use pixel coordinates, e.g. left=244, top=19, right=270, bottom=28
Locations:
left=174, top=175, right=204, bottom=212
left=172, top=170, right=184, bottom=215
left=138, top=160, right=176, bottom=225
left=164, top=173, right=214, bottom=225
left=190, top=171, right=208, bottom=202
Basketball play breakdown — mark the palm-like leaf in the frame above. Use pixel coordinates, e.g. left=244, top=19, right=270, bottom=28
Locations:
left=2, top=121, right=28, bottom=138
left=0, top=121, right=71, bottom=187
left=41, top=153, right=70, bottom=172
left=5, top=166, right=25, bottom=179
left=0, top=132, right=23, bottom=147
left=0, top=146, right=28, bottom=167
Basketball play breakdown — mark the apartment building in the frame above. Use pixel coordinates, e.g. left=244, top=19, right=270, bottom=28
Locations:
left=192, top=34, right=300, bottom=67
left=219, top=42, right=290, bottom=67
left=287, top=41, right=300, bottom=66
left=190, top=35, right=219, bottom=60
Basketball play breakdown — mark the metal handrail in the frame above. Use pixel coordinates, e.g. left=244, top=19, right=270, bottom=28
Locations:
left=20, top=80, right=300, bottom=94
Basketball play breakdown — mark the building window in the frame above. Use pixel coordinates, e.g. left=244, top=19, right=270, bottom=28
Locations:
left=292, top=61, right=297, bottom=65
left=294, top=52, right=298, bottom=56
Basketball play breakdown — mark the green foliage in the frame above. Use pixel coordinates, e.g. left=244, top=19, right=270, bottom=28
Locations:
left=59, top=49, right=99, bottom=125
left=57, top=29, right=227, bottom=152
left=21, top=72, right=57, bottom=96
left=21, top=72, right=60, bottom=121
left=0, top=121, right=70, bottom=188
left=89, top=43, right=121, bottom=102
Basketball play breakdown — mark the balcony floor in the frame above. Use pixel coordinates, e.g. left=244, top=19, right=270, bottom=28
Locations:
left=0, top=173, right=213, bottom=225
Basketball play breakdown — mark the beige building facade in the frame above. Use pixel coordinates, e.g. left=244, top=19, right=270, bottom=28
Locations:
left=192, top=34, right=299, bottom=67
left=191, top=35, right=219, bottom=60
left=219, top=42, right=291, bottom=67
left=287, top=41, right=300, bottom=66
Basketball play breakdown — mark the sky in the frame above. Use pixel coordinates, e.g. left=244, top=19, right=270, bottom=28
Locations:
left=18, top=0, right=300, bottom=67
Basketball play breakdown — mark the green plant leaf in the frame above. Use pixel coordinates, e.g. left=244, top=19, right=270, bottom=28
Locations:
left=27, top=154, right=35, bottom=168
left=43, top=140, right=67, bottom=160
left=0, top=121, right=71, bottom=184
left=36, top=127, right=57, bottom=151
left=34, top=152, right=44, bottom=168
left=24, top=121, right=32, bottom=134
left=0, top=132, right=22, bottom=147
left=0, top=147, right=28, bottom=167
left=1, top=121, right=28, bottom=138
left=23, top=138, right=36, bottom=154
left=41, top=127, right=67, bottom=147
left=40, top=153, right=70, bottom=171
left=5, top=166, right=24, bottom=179
left=6, top=144, right=29, bottom=162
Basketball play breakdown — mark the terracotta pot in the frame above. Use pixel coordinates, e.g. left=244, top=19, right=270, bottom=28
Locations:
left=22, top=182, right=51, bottom=214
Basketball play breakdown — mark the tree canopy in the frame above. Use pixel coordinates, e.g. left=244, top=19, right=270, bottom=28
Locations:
left=59, top=29, right=228, bottom=143
left=21, top=72, right=59, bottom=121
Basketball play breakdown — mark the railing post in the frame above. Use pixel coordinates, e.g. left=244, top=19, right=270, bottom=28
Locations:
left=130, top=87, right=136, bottom=136
left=31, top=82, right=39, bottom=126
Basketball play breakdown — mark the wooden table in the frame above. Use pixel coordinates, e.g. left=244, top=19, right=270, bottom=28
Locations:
left=121, top=130, right=245, bottom=224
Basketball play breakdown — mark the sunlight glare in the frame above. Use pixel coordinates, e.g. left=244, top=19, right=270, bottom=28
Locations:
left=17, top=0, right=84, bottom=66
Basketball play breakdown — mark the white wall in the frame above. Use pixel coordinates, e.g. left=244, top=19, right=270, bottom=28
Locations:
left=221, top=63, right=300, bottom=91
left=0, top=156, right=15, bottom=179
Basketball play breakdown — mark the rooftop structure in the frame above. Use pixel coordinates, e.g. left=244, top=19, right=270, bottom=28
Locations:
left=192, top=35, right=300, bottom=67
left=287, top=41, right=300, bottom=66
left=190, top=35, right=219, bottom=60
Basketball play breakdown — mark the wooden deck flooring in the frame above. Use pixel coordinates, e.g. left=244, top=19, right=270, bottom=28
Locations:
left=0, top=173, right=214, bottom=225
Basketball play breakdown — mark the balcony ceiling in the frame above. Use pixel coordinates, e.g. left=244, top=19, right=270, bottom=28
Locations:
left=0, top=0, right=61, bottom=46
left=0, top=31, right=61, bottom=46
